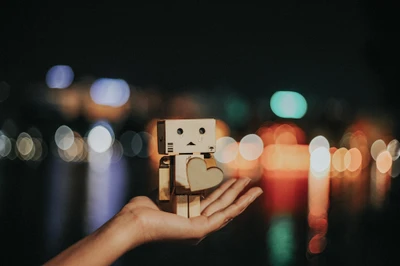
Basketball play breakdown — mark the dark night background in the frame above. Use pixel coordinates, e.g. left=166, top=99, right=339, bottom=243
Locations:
left=1, top=2, right=399, bottom=266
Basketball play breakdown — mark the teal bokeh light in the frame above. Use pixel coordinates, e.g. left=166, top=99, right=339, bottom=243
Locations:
left=270, top=91, right=307, bottom=119
left=224, top=96, right=250, bottom=128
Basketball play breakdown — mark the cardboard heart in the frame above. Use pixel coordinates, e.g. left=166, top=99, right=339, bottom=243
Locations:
left=187, top=157, right=224, bottom=192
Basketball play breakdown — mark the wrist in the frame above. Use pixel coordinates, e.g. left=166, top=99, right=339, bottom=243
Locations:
left=108, top=209, right=145, bottom=252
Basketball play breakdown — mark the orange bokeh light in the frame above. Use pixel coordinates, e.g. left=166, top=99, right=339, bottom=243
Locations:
left=345, top=148, right=362, bottom=172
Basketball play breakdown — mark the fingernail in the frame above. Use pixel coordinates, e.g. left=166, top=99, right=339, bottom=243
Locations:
left=244, top=178, right=251, bottom=186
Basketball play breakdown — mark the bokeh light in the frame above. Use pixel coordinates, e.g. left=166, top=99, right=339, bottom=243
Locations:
left=120, top=130, right=137, bottom=157
left=390, top=159, right=400, bottom=178
left=345, top=148, right=362, bottom=172
left=46, top=65, right=74, bottom=89
left=270, top=91, right=307, bottom=119
left=214, top=137, right=239, bottom=163
left=110, top=140, right=124, bottom=163
left=55, top=125, right=75, bottom=151
left=215, top=119, right=230, bottom=139
left=131, top=132, right=143, bottom=156
left=310, top=147, right=331, bottom=174
left=16, top=132, right=35, bottom=160
left=309, top=135, right=330, bottom=154
left=376, top=150, right=392, bottom=173
left=87, top=124, right=114, bottom=153
left=261, top=144, right=310, bottom=172
left=267, top=215, right=295, bottom=266
left=332, top=147, right=350, bottom=172
left=90, top=78, right=130, bottom=107
left=371, top=139, right=386, bottom=161
left=0, top=133, right=12, bottom=158
left=387, top=139, right=400, bottom=161
left=238, top=134, right=263, bottom=161
left=58, top=132, right=87, bottom=163
left=274, top=124, right=298, bottom=145
left=132, top=131, right=155, bottom=158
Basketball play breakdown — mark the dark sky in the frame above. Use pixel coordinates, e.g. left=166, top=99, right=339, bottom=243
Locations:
left=0, top=2, right=398, bottom=108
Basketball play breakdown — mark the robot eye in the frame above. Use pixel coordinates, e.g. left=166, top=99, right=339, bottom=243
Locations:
left=199, top=127, right=206, bottom=134
left=177, top=128, right=183, bottom=135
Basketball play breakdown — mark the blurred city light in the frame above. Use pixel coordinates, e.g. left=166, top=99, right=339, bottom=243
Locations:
left=309, top=135, right=330, bottom=154
left=238, top=134, right=263, bottom=161
left=376, top=150, right=392, bottom=173
left=387, top=139, right=400, bottom=161
left=16, top=132, right=35, bottom=160
left=390, top=159, right=400, bottom=177
left=58, top=132, right=86, bottom=163
left=55, top=125, right=75, bottom=151
left=45, top=65, right=74, bottom=89
left=0, top=133, right=12, bottom=158
left=332, top=147, right=350, bottom=173
left=270, top=91, right=307, bottom=119
left=87, top=124, right=114, bottom=153
left=310, top=147, right=331, bottom=175
left=261, top=144, right=310, bottom=173
left=371, top=139, right=386, bottom=161
left=345, top=148, right=362, bottom=172
left=214, top=136, right=238, bottom=163
left=90, top=78, right=130, bottom=107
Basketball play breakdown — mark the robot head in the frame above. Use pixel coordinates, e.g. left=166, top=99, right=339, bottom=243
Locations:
left=157, top=119, right=216, bottom=154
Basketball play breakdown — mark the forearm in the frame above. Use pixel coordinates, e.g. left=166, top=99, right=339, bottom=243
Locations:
left=44, top=212, right=142, bottom=266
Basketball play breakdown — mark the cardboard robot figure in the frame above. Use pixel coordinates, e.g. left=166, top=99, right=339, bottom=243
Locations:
left=157, top=118, right=224, bottom=218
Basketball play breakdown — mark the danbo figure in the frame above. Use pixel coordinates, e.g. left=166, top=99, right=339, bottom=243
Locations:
left=157, top=118, right=224, bottom=218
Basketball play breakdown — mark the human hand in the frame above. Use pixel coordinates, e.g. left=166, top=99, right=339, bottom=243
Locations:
left=43, top=177, right=262, bottom=266
left=118, top=177, right=263, bottom=250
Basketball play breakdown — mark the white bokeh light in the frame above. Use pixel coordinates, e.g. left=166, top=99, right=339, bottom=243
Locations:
left=214, top=136, right=238, bottom=163
left=239, top=134, right=264, bottom=161
left=55, top=125, right=75, bottom=151
left=310, top=147, right=331, bottom=174
left=0, top=134, right=12, bottom=158
left=371, top=139, right=386, bottom=161
left=387, top=139, right=400, bottom=161
left=309, top=135, right=330, bottom=154
left=88, top=125, right=114, bottom=153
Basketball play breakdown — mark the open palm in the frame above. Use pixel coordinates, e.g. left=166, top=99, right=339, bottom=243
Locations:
left=121, top=177, right=263, bottom=245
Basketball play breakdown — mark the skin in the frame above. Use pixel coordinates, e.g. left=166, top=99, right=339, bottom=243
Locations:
left=44, top=177, right=263, bottom=266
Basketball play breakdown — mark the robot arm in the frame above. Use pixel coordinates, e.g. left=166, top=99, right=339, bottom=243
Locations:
left=204, top=153, right=217, bottom=168
left=159, top=156, right=171, bottom=201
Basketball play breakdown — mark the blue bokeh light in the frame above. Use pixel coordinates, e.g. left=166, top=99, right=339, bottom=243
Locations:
left=45, top=65, right=74, bottom=89
left=90, top=78, right=130, bottom=107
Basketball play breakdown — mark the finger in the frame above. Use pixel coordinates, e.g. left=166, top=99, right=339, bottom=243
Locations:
left=204, top=187, right=263, bottom=233
left=200, top=178, right=237, bottom=212
left=201, top=177, right=251, bottom=216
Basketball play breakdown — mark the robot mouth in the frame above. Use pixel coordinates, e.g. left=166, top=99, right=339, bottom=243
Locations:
left=187, top=142, right=196, bottom=146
